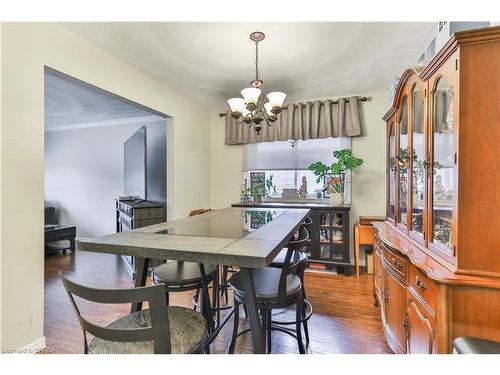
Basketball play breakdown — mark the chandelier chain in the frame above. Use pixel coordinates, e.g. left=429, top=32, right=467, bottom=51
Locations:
left=255, top=41, right=259, bottom=80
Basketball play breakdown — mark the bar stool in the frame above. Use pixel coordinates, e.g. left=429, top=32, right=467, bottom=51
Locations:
left=453, top=336, right=500, bottom=354
left=151, top=260, right=218, bottom=350
left=228, top=225, right=310, bottom=354
left=270, top=216, right=313, bottom=344
left=154, top=208, right=221, bottom=326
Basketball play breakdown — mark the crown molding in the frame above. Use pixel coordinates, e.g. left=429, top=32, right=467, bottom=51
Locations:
left=45, top=115, right=163, bottom=132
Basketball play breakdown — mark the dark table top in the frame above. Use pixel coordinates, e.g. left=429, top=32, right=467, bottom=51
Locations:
left=77, top=207, right=310, bottom=268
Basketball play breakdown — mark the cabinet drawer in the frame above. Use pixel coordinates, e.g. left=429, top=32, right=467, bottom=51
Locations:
left=382, top=245, right=408, bottom=280
left=409, top=265, right=437, bottom=313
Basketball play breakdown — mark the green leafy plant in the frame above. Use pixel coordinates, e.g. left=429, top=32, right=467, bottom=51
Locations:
left=308, top=149, right=364, bottom=193
left=244, top=175, right=276, bottom=197
left=242, top=210, right=276, bottom=227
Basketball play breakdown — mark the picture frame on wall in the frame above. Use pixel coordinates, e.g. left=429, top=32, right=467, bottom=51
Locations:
left=322, top=175, right=331, bottom=198
left=322, top=175, right=343, bottom=199
left=250, top=172, right=266, bottom=193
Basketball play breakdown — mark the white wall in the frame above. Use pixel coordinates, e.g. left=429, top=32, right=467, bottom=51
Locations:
left=45, top=119, right=165, bottom=238
left=349, top=91, right=389, bottom=263
left=209, top=90, right=389, bottom=264
left=0, top=23, right=3, bottom=349
left=0, top=22, right=210, bottom=350
left=209, top=111, right=245, bottom=208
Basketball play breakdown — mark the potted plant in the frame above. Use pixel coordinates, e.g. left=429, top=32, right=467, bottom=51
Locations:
left=308, top=149, right=364, bottom=206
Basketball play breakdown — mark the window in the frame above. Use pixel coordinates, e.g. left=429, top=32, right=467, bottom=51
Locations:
left=244, top=137, right=352, bottom=200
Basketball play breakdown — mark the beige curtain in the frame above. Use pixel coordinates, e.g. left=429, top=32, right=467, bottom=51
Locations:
left=225, top=96, right=363, bottom=145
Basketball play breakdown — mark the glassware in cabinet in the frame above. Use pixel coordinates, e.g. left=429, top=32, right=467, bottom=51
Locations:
left=410, top=85, right=426, bottom=238
left=388, top=121, right=397, bottom=221
left=398, top=97, right=409, bottom=228
left=431, top=77, right=455, bottom=254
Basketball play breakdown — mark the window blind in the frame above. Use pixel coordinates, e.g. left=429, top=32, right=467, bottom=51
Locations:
left=243, top=137, right=351, bottom=171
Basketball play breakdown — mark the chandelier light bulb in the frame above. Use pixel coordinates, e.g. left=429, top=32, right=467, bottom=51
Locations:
left=227, top=98, right=245, bottom=113
left=266, top=92, right=287, bottom=111
left=241, top=87, right=261, bottom=105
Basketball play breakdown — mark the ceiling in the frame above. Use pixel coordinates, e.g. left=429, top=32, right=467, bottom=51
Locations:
left=62, top=22, right=436, bottom=109
left=45, top=70, right=165, bottom=131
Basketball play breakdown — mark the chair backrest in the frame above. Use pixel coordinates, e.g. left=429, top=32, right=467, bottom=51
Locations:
left=189, top=208, right=212, bottom=217
left=59, top=271, right=171, bottom=354
left=277, top=225, right=310, bottom=298
left=303, top=216, right=313, bottom=231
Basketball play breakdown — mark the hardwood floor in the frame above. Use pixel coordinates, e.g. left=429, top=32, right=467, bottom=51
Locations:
left=44, top=250, right=392, bottom=354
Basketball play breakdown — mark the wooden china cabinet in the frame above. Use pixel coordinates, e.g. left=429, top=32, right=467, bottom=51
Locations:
left=374, top=26, right=500, bottom=354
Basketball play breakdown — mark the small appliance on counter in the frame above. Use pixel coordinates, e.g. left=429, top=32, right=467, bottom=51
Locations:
left=281, top=189, right=299, bottom=199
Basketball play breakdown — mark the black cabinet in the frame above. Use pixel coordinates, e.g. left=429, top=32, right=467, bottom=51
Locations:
left=116, top=199, right=165, bottom=276
left=310, top=208, right=350, bottom=265
left=232, top=202, right=351, bottom=273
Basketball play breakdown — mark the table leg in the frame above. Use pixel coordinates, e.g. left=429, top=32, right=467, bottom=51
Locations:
left=70, top=238, right=75, bottom=252
left=131, top=257, right=150, bottom=312
left=198, top=264, right=215, bottom=335
left=239, top=267, right=265, bottom=354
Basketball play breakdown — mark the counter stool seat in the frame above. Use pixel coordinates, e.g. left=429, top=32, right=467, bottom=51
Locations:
left=152, top=261, right=217, bottom=287
left=230, top=268, right=302, bottom=301
left=88, top=307, right=206, bottom=354
left=452, top=336, right=500, bottom=354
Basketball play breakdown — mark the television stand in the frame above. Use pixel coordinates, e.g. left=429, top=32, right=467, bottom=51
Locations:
left=115, top=198, right=165, bottom=277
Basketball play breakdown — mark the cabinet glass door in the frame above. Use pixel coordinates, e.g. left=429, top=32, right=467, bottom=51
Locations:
left=318, top=211, right=347, bottom=262
left=411, top=87, right=425, bottom=237
left=388, top=122, right=396, bottom=221
left=431, top=78, right=455, bottom=253
left=398, top=97, right=409, bottom=227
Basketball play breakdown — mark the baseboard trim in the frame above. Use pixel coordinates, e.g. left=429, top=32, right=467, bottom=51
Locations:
left=15, top=336, right=46, bottom=354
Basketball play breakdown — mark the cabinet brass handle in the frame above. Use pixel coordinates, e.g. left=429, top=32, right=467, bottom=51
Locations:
left=382, top=290, right=389, bottom=303
left=392, top=258, right=403, bottom=270
left=402, top=317, right=409, bottom=329
left=416, top=276, right=427, bottom=291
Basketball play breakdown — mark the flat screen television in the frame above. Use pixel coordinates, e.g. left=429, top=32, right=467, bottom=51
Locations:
left=124, top=126, right=146, bottom=199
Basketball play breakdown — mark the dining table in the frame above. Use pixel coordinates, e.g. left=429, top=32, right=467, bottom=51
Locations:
left=77, top=206, right=310, bottom=354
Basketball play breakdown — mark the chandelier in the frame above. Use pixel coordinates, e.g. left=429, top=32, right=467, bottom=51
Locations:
left=225, top=31, right=287, bottom=135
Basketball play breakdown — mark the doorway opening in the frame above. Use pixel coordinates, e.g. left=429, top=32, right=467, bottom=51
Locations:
left=43, top=67, right=169, bottom=352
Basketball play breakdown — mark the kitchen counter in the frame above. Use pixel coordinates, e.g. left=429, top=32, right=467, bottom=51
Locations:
left=232, top=201, right=351, bottom=210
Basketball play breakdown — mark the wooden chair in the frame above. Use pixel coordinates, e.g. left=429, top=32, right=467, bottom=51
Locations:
left=59, top=271, right=207, bottom=354
left=228, top=225, right=310, bottom=354
left=189, top=208, right=212, bottom=216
